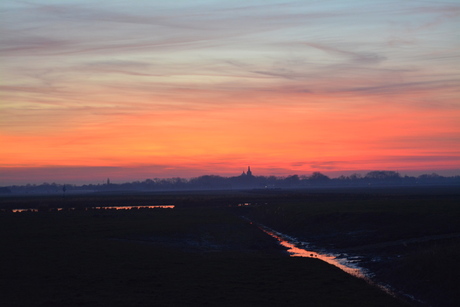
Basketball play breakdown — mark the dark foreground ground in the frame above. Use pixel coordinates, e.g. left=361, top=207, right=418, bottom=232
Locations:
left=1, top=186, right=458, bottom=306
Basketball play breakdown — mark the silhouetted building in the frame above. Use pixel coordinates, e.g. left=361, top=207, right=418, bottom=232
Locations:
left=241, top=166, right=253, bottom=177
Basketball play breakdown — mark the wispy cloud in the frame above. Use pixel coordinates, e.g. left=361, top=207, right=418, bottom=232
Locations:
left=1, top=0, right=459, bottom=183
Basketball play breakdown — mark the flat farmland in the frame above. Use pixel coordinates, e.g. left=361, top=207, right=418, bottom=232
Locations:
left=0, top=191, right=409, bottom=307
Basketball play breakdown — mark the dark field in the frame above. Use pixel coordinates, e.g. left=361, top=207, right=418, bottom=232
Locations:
left=1, top=186, right=458, bottom=306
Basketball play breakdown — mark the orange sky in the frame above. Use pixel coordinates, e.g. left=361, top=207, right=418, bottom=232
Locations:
left=1, top=0, right=459, bottom=184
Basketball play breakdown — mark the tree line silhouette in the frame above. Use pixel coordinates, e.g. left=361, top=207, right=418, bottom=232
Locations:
left=2, top=170, right=459, bottom=194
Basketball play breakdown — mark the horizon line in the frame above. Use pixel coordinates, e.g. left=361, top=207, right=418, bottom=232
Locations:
left=2, top=168, right=460, bottom=187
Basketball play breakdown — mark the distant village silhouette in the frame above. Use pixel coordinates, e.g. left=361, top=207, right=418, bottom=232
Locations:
left=2, top=166, right=459, bottom=194
left=241, top=166, right=253, bottom=177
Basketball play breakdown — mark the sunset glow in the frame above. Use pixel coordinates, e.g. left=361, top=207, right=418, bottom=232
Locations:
left=1, top=0, right=459, bottom=184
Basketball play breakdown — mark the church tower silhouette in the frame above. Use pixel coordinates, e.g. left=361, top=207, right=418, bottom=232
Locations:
left=246, top=166, right=253, bottom=177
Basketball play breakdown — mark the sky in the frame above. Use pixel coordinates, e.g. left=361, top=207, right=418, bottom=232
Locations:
left=1, top=0, right=459, bottom=185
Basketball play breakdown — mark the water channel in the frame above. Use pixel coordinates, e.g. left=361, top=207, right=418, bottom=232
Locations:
left=11, top=205, right=175, bottom=212
left=248, top=219, right=401, bottom=299
left=258, top=224, right=369, bottom=279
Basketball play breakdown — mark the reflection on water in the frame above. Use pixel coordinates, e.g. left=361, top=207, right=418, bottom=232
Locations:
left=259, top=226, right=368, bottom=279
left=12, top=208, right=39, bottom=213
left=11, top=205, right=174, bottom=212
left=94, top=205, right=175, bottom=210
left=255, top=222, right=401, bottom=299
left=237, top=203, right=251, bottom=207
